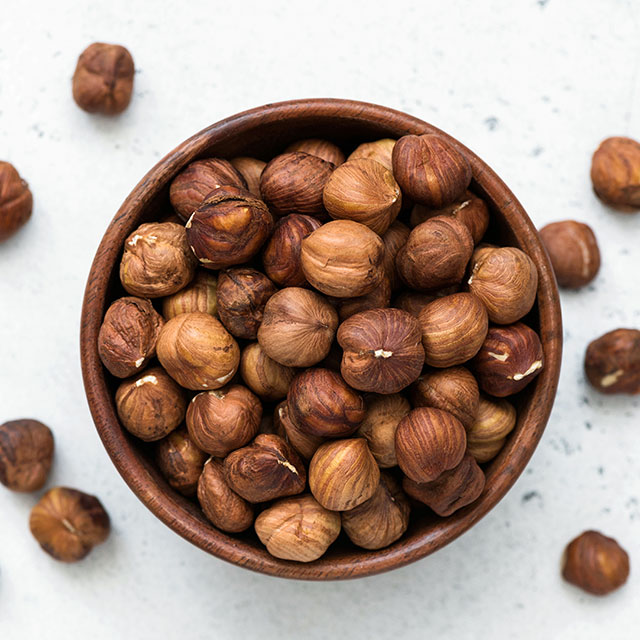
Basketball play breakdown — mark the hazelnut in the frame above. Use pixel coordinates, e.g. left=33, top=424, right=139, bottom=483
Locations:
left=98, top=296, right=164, bottom=378
left=224, top=434, right=306, bottom=503
left=257, top=287, right=338, bottom=367
left=381, top=221, right=411, bottom=290
left=216, top=268, right=277, bottom=339
left=584, top=328, right=640, bottom=394
left=540, top=221, right=600, bottom=289
left=323, top=158, right=402, bottom=234
left=162, top=270, right=218, bottom=319
left=473, top=323, right=544, bottom=397
left=186, top=385, right=262, bottom=457
left=186, top=189, right=274, bottom=270
left=394, top=291, right=438, bottom=318
left=591, top=136, right=640, bottom=209
left=337, top=308, right=425, bottom=394
left=29, top=487, right=110, bottom=562
left=260, top=152, right=335, bottom=216
left=356, top=394, right=411, bottom=468
left=411, top=367, right=480, bottom=430
left=392, top=134, right=472, bottom=208
left=197, top=458, right=254, bottom=533
left=229, top=156, right=266, bottom=197
left=0, top=419, right=54, bottom=492
left=0, top=161, right=33, bottom=242
left=403, top=453, right=485, bottom=516
left=285, top=139, right=345, bottom=166
left=156, top=312, right=240, bottom=390
left=418, top=293, right=489, bottom=367
left=563, top=530, right=630, bottom=596
left=274, top=401, right=325, bottom=460
left=342, top=472, right=410, bottom=550
left=395, top=408, right=467, bottom=483
left=347, top=138, right=396, bottom=171
left=239, top=342, right=297, bottom=401
left=396, top=216, right=474, bottom=291
left=115, top=367, right=186, bottom=441
left=301, top=220, right=386, bottom=297
left=410, top=190, right=490, bottom=244
left=262, top=214, right=321, bottom=287
left=255, top=494, right=341, bottom=562
left=466, top=395, right=516, bottom=463
left=309, top=438, right=380, bottom=511
left=467, top=246, right=538, bottom=324
left=170, top=158, right=248, bottom=220
left=288, top=368, right=366, bottom=437
left=333, top=276, right=392, bottom=321
left=154, top=428, right=207, bottom=496
left=120, top=222, right=197, bottom=298
left=72, top=43, right=134, bottom=115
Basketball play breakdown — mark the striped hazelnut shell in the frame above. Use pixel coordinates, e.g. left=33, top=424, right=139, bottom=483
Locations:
left=229, top=157, right=265, bottom=197
left=155, top=428, right=207, bottom=496
left=466, top=395, right=516, bottom=463
left=239, top=342, right=297, bottom=401
left=347, top=138, right=396, bottom=171
left=584, top=328, right=640, bottom=394
left=274, top=401, right=325, bottom=461
left=162, top=270, right=218, bottom=320
left=285, top=139, right=345, bottom=166
left=590, top=136, right=640, bottom=209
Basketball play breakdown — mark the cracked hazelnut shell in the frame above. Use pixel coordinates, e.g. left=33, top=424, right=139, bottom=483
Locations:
left=239, top=342, right=297, bottom=401
left=274, top=401, right=325, bottom=460
left=0, top=161, right=32, bottom=241
left=347, top=138, right=396, bottom=171
left=162, top=270, right=218, bottom=319
left=285, top=139, right=345, bottom=166
left=466, top=395, right=516, bottom=463
left=584, top=328, right=640, bottom=394
left=229, top=156, right=266, bottom=197
left=591, top=136, right=640, bottom=209
left=155, top=428, right=207, bottom=496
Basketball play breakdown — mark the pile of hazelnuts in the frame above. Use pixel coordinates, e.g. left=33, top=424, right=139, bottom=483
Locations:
left=97, top=131, right=547, bottom=563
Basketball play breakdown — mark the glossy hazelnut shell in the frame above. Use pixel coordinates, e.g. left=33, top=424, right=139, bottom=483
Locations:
left=466, top=396, right=516, bottom=463
left=239, top=342, right=297, bottom=401
left=162, top=270, right=218, bottom=319
left=229, top=157, right=266, bottom=197
left=0, top=161, right=33, bottom=242
left=347, top=138, right=396, bottom=171
left=155, top=429, right=207, bottom=496
left=381, top=221, right=411, bottom=290
left=285, top=139, right=345, bottom=166
left=584, top=328, right=640, bottom=394
left=590, top=136, right=640, bottom=209
left=274, top=401, right=325, bottom=460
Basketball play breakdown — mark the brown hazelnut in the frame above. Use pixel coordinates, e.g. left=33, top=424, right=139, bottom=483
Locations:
left=342, top=472, right=410, bottom=550
left=402, top=453, right=485, bottom=516
left=260, top=152, right=335, bottom=216
left=170, top=158, right=248, bottom=220
left=154, top=428, right=207, bottom=496
left=396, top=216, right=474, bottom=291
left=323, top=158, right=402, bottom=234
left=411, top=367, right=480, bottom=430
left=229, top=156, right=266, bottom=197
left=381, top=221, right=411, bottom=290
left=333, top=276, right=392, bottom=321
left=347, top=138, right=396, bottom=171
left=186, top=189, right=274, bottom=270
left=356, top=394, right=411, bottom=468
left=257, top=287, right=338, bottom=367
left=98, top=296, right=164, bottom=378
left=418, top=293, right=489, bottom=368
left=467, top=246, right=538, bottom=324
left=466, top=395, right=516, bottom=463
left=240, top=342, right=297, bottom=401
left=395, top=408, right=467, bottom=483
left=72, top=43, right=134, bottom=115
left=285, top=139, right=345, bottom=166
left=120, top=222, right=197, bottom=298
left=255, top=494, right=341, bottom=562
left=224, top=434, right=306, bottom=503
left=591, top=136, right=640, bottom=209
left=0, top=419, right=54, bottom=492
left=216, top=268, right=276, bottom=339
left=186, top=385, right=262, bottom=456
left=394, top=291, right=437, bottom=318
left=540, top=221, right=600, bottom=289
left=288, top=368, right=366, bottom=438
left=115, top=367, right=186, bottom=441
left=162, top=270, right=218, bottom=319
left=197, top=458, right=254, bottom=532
left=262, top=214, right=321, bottom=286
left=29, top=487, right=110, bottom=562
left=156, top=312, right=240, bottom=390
left=301, top=220, right=386, bottom=297
left=274, top=401, right=325, bottom=460
left=563, top=530, right=630, bottom=596
left=409, top=190, right=490, bottom=244
left=0, top=161, right=33, bottom=242
left=392, top=134, right=472, bottom=207
left=584, top=328, right=640, bottom=394
left=473, top=323, right=544, bottom=397
left=309, top=438, right=380, bottom=511
left=337, top=308, right=425, bottom=394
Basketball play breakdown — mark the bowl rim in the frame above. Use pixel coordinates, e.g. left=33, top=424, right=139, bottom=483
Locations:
left=80, top=98, right=562, bottom=580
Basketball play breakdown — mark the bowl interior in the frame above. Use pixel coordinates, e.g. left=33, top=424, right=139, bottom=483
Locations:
left=81, top=99, right=562, bottom=580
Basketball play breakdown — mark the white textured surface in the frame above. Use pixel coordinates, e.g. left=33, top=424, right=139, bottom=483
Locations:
left=1, top=1, right=640, bottom=638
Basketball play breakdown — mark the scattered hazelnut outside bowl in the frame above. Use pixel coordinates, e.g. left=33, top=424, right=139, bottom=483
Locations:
left=80, top=99, right=562, bottom=580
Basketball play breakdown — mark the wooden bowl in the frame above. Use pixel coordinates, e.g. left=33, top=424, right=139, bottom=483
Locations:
left=80, top=99, right=562, bottom=580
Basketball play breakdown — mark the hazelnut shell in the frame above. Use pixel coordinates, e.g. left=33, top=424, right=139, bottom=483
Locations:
left=162, top=270, right=218, bottom=319
left=590, top=136, right=640, bottom=209
left=285, top=139, right=345, bottom=166
left=0, top=161, right=33, bottom=242
left=239, top=342, right=297, bottom=401
left=155, top=428, right=207, bottom=496
left=584, top=328, right=640, bottom=394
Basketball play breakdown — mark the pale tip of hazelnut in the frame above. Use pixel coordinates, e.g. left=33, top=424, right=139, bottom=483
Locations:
left=509, top=360, right=543, bottom=381
left=128, top=234, right=143, bottom=246
left=488, top=351, right=509, bottom=362
left=134, top=357, right=145, bottom=368
left=600, top=369, right=624, bottom=387
left=277, top=459, right=299, bottom=474
left=373, top=348, right=393, bottom=359
left=135, top=374, right=158, bottom=387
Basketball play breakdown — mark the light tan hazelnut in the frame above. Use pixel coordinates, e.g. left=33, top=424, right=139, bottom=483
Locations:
left=239, top=342, right=297, bottom=401
left=347, top=138, right=396, bottom=171
left=162, top=270, right=218, bottom=319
